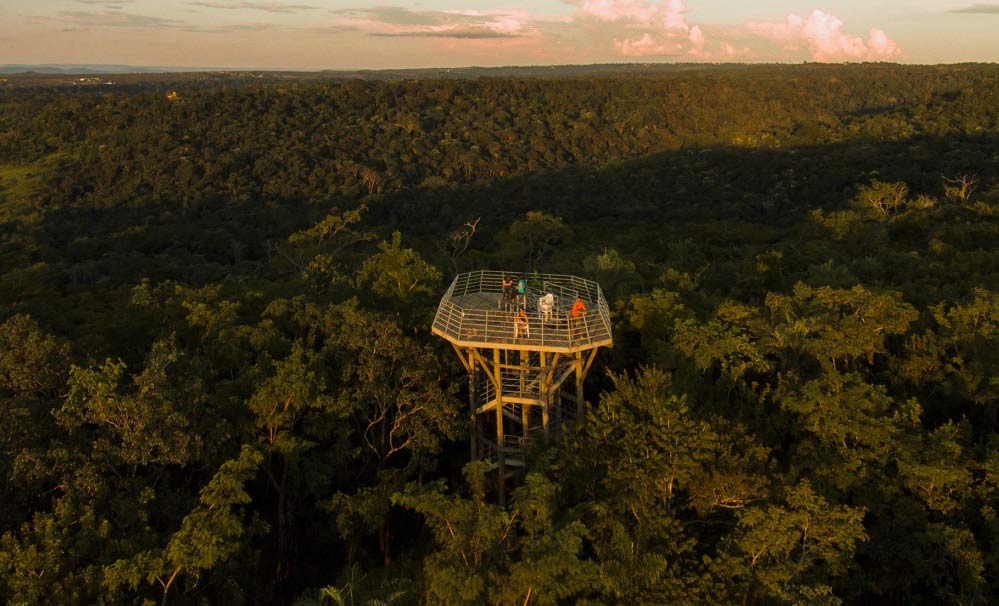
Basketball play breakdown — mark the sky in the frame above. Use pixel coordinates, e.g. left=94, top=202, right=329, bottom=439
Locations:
left=0, top=1, right=997, bottom=69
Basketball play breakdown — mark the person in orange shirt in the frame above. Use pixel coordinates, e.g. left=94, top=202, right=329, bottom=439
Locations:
left=570, top=296, right=586, bottom=339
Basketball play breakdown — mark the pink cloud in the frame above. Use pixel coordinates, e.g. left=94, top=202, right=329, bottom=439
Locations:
left=719, top=42, right=748, bottom=58
left=322, top=3, right=901, bottom=65
left=575, top=0, right=689, bottom=30
left=687, top=24, right=704, bottom=53
left=442, top=10, right=535, bottom=36
left=614, top=33, right=682, bottom=56
left=747, top=9, right=903, bottom=62
left=576, top=0, right=711, bottom=58
left=330, top=7, right=539, bottom=39
left=866, top=27, right=901, bottom=58
left=332, top=1, right=711, bottom=59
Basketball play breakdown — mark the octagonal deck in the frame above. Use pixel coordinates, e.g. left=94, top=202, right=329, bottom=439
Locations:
left=432, top=270, right=613, bottom=353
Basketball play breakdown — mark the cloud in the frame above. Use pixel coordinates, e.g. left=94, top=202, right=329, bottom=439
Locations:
left=325, top=2, right=722, bottom=58
left=194, top=22, right=287, bottom=33
left=37, top=10, right=185, bottom=28
left=189, top=1, right=318, bottom=14
left=570, top=0, right=717, bottom=58
left=33, top=8, right=299, bottom=33
left=330, top=6, right=535, bottom=39
left=332, top=6, right=450, bottom=26
left=71, top=0, right=135, bottom=5
left=950, top=3, right=999, bottom=13
left=573, top=0, right=689, bottom=30
left=372, top=29, right=520, bottom=39
left=29, top=1, right=901, bottom=65
left=614, top=33, right=681, bottom=56
left=687, top=24, right=705, bottom=54
left=747, top=10, right=903, bottom=62
left=319, top=4, right=902, bottom=64
left=718, top=41, right=749, bottom=58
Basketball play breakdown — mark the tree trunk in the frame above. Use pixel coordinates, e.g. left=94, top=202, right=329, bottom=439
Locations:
left=276, top=457, right=290, bottom=580
left=379, top=519, right=392, bottom=570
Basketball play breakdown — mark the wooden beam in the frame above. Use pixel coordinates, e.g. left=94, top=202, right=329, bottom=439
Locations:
left=435, top=335, right=613, bottom=354
left=547, top=364, right=577, bottom=398
left=540, top=352, right=550, bottom=439
left=520, top=350, right=529, bottom=443
left=582, top=347, right=600, bottom=378
left=541, top=352, right=562, bottom=387
left=494, top=347, right=505, bottom=506
left=478, top=395, right=547, bottom=411
left=468, top=352, right=477, bottom=461
left=451, top=343, right=472, bottom=372
left=470, top=348, right=499, bottom=389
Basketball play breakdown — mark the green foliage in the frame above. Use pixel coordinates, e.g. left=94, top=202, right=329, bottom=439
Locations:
left=732, top=481, right=867, bottom=604
left=393, top=462, right=516, bottom=605
left=497, top=211, right=572, bottom=272
left=394, top=463, right=595, bottom=606
left=0, top=314, right=70, bottom=397
left=855, top=180, right=910, bottom=218
left=582, top=248, right=639, bottom=301
left=59, top=347, right=203, bottom=467
left=0, top=498, right=108, bottom=605
left=103, top=445, right=263, bottom=604
left=554, top=367, right=771, bottom=604
left=358, top=231, right=442, bottom=301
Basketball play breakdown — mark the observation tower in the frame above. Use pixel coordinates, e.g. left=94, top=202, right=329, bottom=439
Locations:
left=432, top=270, right=613, bottom=500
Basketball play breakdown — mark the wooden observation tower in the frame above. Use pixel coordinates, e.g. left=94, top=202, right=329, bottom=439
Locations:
left=432, top=270, right=613, bottom=500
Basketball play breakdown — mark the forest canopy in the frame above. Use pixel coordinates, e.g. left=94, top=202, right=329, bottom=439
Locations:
left=1, top=63, right=999, bottom=605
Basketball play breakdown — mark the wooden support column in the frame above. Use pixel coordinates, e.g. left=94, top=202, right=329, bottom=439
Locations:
left=467, top=349, right=477, bottom=461
left=520, top=351, right=529, bottom=443
left=494, top=347, right=505, bottom=506
left=575, top=350, right=585, bottom=420
left=540, top=352, right=550, bottom=439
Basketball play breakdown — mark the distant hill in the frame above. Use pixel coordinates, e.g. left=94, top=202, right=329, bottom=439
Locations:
left=319, top=62, right=763, bottom=79
left=0, top=64, right=222, bottom=75
left=0, top=62, right=767, bottom=78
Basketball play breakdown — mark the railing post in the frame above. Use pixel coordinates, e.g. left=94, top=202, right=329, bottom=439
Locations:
left=540, top=308, right=545, bottom=348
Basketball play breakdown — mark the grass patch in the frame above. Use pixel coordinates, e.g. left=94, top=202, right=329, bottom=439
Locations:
left=0, top=163, right=41, bottom=198
left=0, top=163, right=43, bottom=222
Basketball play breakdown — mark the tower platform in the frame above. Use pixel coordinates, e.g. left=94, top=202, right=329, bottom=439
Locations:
left=432, top=270, right=612, bottom=353
left=432, top=270, right=613, bottom=502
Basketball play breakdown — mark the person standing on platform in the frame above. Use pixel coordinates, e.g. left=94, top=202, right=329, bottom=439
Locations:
left=501, top=274, right=514, bottom=309
left=570, top=296, right=587, bottom=339
left=514, top=307, right=530, bottom=339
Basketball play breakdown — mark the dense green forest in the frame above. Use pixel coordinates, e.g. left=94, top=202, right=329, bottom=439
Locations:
left=1, top=63, right=999, bottom=605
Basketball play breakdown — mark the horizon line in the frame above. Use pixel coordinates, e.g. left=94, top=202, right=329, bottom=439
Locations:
left=4, top=60, right=999, bottom=75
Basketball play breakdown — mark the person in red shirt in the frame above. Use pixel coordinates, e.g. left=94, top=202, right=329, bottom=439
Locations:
left=570, top=296, right=586, bottom=339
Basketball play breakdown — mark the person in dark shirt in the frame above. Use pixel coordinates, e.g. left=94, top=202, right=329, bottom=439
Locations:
left=501, top=274, right=514, bottom=309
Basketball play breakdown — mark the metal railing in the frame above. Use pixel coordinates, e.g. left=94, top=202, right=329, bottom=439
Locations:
left=433, top=270, right=613, bottom=351
left=479, top=438, right=498, bottom=464
left=477, top=367, right=550, bottom=405
left=502, top=434, right=529, bottom=450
